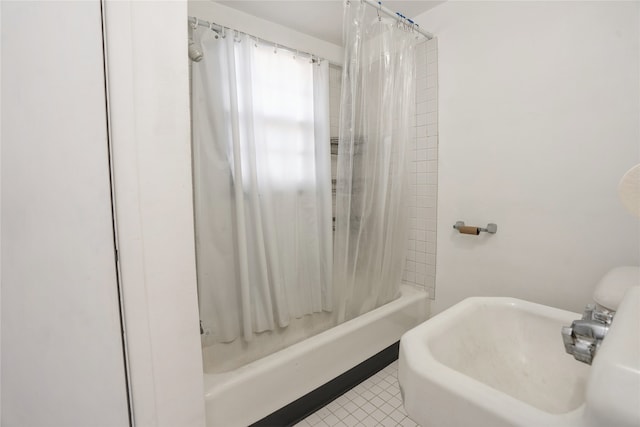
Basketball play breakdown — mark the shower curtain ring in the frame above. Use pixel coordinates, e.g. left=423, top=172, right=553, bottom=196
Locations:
left=209, top=22, right=220, bottom=39
left=191, top=18, right=198, bottom=31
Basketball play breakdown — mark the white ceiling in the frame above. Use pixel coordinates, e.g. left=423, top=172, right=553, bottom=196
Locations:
left=217, top=1, right=443, bottom=45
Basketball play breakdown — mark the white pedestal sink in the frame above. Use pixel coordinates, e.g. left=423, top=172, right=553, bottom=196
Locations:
left=398, top=288, right=640, bottom=427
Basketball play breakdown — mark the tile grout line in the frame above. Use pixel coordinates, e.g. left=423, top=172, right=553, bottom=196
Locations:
left=295, top=361, right=420, bottom=427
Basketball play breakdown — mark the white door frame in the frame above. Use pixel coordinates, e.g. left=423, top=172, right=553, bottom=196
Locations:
left=102, top=1, right=206, bottom=425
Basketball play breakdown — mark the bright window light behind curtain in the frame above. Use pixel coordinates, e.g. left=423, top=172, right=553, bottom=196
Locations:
left=191, top=27, right=333, bottom=345
left=252, top=47, right=315, bottom=188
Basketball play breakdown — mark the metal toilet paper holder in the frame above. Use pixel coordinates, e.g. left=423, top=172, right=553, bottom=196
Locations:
left=453, top=221, right=497, bottom=235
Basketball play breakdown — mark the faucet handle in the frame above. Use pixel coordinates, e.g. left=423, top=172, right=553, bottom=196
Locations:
left=562, top=323, right=596, bottom=364
left=572, top=319, right=609, bottom=340
left=581, top=302, right=615, bottom=325
left=561, top=325, right=576, bottom=352
left=592, top=306, right=615, bottom=325
left=573, top=337, right=596, bottom=365
left=582, top=303, right=595, bottom=320
left=561, top=318, right=610, bottom=365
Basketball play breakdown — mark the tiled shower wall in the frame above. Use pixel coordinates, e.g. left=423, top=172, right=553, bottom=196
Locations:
left=328, top=39, right=438, bottom=298
left=404, top=39, right=438, bottom=298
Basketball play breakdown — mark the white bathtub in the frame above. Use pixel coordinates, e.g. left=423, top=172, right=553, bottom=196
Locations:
left=203, top=284, right=430, bottom=427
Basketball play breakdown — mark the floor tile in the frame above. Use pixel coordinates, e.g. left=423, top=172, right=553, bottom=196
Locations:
left=333, top=407, right=350, bottom=420
left=343, top=414, right=359, bottom=426
left=380, top=416, right=397, bottom=427
left=400, top=416, right=419, bottom=427
left=306, top=413, right=322, bottom=426
left=360, top=402, right=376, bottom=415
left=351, top=395, right=367, bottom=407
left=370, top=409, right=386, bottom=422
left=361, top=416, right=378, bottom=427
left=324, top=414, right=340, bottom=425
left=352, top=408, right=368, bottom=421
left=343, top=400, right=359, bottom=413
left=298, top=360, right=421, bottom=426
left=380, top=402, right=395, bottom=416
left=316, top=406, right=332, bottom=419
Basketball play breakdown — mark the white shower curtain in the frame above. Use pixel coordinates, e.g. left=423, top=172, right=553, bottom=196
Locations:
left=191, top=28, right=333, bottom=344
left=333, top=2, right=417, bottom=322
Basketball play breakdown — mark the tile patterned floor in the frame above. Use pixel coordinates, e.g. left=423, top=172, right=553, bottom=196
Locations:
left=294, top=361, right=420, bottom=427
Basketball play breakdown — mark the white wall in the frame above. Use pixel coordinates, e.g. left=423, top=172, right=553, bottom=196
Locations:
left=1, top=1, right=129, bottom=425
left=415, top=1, right=640, bottom=314
left=103, top=1, right=206, bottom=426
left=188, top=1, right=344, bottom=65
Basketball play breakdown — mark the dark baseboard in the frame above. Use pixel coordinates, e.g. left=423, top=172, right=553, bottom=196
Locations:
left=250, top=341, right=400, bottom=427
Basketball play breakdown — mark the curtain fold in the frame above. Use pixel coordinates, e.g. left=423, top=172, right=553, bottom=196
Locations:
left=313, top=63, right=334, bottom=312
left=333, top=2, right=418, bottom=322
left=192, top=28, right=332, bottom=345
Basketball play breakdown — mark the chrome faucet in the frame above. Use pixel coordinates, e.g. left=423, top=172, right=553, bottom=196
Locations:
left=562, top=303, right=613, bottom=365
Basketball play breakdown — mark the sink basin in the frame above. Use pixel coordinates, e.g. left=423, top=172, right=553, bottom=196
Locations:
left=399, top=292, right=640, bottom=427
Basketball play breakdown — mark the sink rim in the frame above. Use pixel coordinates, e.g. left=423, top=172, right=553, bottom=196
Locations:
left=400, top=296, right=587, bottom=424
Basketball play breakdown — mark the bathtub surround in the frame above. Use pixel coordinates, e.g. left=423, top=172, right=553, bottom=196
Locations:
left=190, top=4, right=432, bottom=425
left=195, top=0, right=426, bottom=372
left=415, top=1, right=640, bottom=315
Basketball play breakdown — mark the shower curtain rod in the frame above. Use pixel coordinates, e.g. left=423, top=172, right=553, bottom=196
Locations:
left=188, top=16, right=328, bottom=63
left=361, top=0, right=433, bottom=40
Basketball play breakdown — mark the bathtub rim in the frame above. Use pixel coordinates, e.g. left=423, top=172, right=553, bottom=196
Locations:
left=203, top=283, right=429, bottom=427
